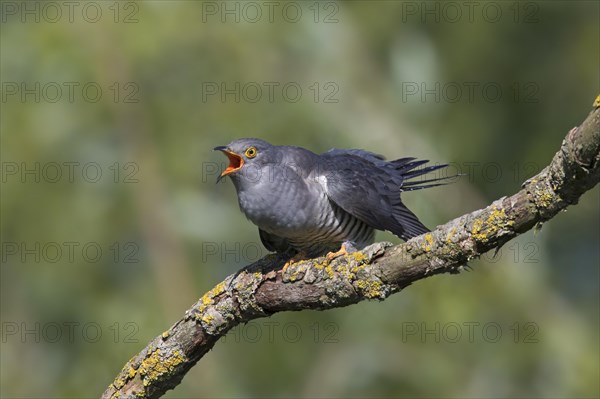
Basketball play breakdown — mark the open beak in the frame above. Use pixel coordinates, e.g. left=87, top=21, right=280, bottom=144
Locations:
left=214, top=146, right=244, bottom=182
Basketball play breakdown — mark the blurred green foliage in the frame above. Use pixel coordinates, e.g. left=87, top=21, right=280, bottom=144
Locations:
left=1, top=1, right=598, bottom=398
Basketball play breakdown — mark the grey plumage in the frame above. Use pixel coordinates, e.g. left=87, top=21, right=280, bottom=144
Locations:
left=215, top=138, right=455, bottom=256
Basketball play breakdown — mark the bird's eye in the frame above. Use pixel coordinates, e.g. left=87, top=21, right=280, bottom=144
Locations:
left=245, top=146, right=258, bottom=158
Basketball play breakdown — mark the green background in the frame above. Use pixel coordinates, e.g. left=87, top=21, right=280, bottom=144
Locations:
left=1, top=1, right=598, bottom=398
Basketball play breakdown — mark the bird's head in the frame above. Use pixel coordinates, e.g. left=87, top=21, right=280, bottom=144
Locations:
left=214, top=138, right=276, bottom=184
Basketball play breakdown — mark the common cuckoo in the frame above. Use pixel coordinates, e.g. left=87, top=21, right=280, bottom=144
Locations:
left=215, top=138, right=455, bottom=261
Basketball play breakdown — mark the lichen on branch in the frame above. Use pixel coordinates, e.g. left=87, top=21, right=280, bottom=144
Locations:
left=102, top=98, right=600, bottom=399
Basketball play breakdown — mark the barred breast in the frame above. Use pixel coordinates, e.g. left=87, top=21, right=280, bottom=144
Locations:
left=288, top=201, right=375, bottom=253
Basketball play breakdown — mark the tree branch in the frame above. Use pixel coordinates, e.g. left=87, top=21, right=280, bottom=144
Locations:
left=102, top=97, right=600, bottom=399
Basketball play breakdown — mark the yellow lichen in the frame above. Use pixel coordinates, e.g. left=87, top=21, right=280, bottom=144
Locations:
left=471, top=219, right=485, bottom=241
left=421, top=233, right=434, bottom=252
left=313, top=261, right=325, bottom=269
left=336, top=263, right=355, bottom=280
left=471, top=207, right=514, bottom=242
left=536, top=190, right=553, bottom=209
left=127, top=366, right=137, bottom=379
left=350, top=263, right=365, bottom=274
left=446, top=227, right=457, bottom=243
left=289, top=269, right=302, bottom=282
left=201, top=313, right=215, bottom=324
left=210, top=281, right=226, bottom=297
left=324, top=264, right=335, bottom=279
left=108, top=384, right=121, bottom=399
left=593, top=94, right=600, bottom=107
left=161, top=331, right=169, bottom=339
left=355, top=279, right=383, bottom=298
left=198, top=282, right=226, bottom=312
left=351, top=252, right=367, bottom=264
left=198, top=294, right=213, bottom=313
left=114, top=377, right=125, bottom=389
left=139, top=349, right=186, bottom=386
left=311, top=252, right=369, bottom=281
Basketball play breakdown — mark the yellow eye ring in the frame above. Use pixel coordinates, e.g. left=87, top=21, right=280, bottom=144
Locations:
left=245, top=146, right=258, bottom=158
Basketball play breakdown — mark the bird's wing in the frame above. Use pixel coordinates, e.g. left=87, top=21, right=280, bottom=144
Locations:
left=318, top=151, right=447, bottom=241
left=322, top=148, right=386, bottom=163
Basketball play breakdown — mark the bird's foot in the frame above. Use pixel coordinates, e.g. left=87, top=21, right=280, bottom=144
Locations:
left=282, top=251, right=309, bottom=272
left=326, top=242, right=357, bottom=261
left=281, top=260, right=294, bottom=273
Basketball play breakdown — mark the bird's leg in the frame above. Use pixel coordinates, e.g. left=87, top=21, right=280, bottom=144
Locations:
left=326, top=241, right=358, bottom=260
left=282, top=250, right=310, bottom=272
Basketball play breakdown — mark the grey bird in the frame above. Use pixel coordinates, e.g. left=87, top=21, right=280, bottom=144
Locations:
left=214, top=138, right=455, bottom=262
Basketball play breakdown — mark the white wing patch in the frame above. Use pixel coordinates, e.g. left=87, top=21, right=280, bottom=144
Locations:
left=315, top=174, right=329, bottom=193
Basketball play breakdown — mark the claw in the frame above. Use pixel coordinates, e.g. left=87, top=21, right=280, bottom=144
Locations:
left=281, top=251, right=308, bottom=272
left=282, top=259, right=295, bottom=273
left=326, top=243, right=350, bottom=260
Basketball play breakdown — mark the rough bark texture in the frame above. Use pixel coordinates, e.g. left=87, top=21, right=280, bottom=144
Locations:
left=102, top=98, right=600, bottom=399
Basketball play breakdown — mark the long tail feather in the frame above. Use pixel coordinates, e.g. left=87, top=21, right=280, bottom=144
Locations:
left=394, top=159, right=462, bottom=191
